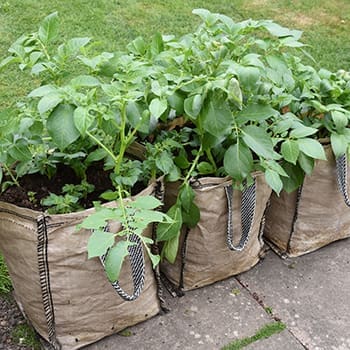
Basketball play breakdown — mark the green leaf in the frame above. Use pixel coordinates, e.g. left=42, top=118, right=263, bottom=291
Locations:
left=297, top=138, right=326, bottom=160
left=65, top=37, right=91, bottom=56
left=201, top=95, right=232, bottom=137
left=182, top=202, right=200, bottom=228
left=105, top=241, right=134, bottom=282
left=224, top=142, right=253, bottom=181
left=281, top=162, right=305, bottom=193
left=70, top=75, right=100, bottom=88
left=168, top=92, right=185, bottom=115
left=78, top=207, right=118, bottom=229
left=265, top=169, right=283, bottom=194
left=281, top=139, right=299, bottom=164
left=331, top=133, right=348, bottom=158
left=87, top=230, right=115, bottom=258
left=179, top=183, right=195, bottom=213
left=126, top=101, right=149, bottom=134
left=141, top=237, right=160, bottom=268
left=197, top=161, right=215, bottom=175
left=28, top=85, right=58, bottom=98
left=236, top=104, right=277, bottom=124
left=73, top=106, right=93, bottom=136
left=165, top=165, right=182, bottom=182
left=235, top=66, right=260, bottom=90
left=38, top=12, right=59, bottom=43
left=0, top=167, right=2, bottom=184
left=290, top=126, right=318, bottom=138
left=85, top=148, right=107, bottom=165
left=8, top=141, right=32, bottom=162
left=184, top=94, right=202, bottom=119
left=129, top=196, right=162, bottom=210
left=149, top=98, right=167, bottom=119
left=156, top=151, right=174, bottom=174
left=38, top=93, right=62, bottom=114
left=134, top=209, right=169, bottom=226
left=47, top=104, right=80, bottom=150
left=242, top=125, right=277, bottom=159
left=162, top=234, right=180, bottom=264
left=156, top=204, right=182, bottom=241
left=332, top=111, right=348, bottom=131
left=297, top=152, right=314, bottom=175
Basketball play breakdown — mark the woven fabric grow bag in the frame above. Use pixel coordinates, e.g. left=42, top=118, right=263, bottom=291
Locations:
left=160, top=173, right=272, bottom=291
left=0, top=182, right=163, bottom=350
left=264, top=146, right=350, bottom=257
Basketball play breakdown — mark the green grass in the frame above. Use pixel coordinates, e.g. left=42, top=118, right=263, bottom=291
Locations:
left=221, top=321, right=286, bottom=350
left=0, top=254, right=12, bottom=294
left=0, top=0, right=350, bottom=109
left=11, top=324, right=42, bottom=350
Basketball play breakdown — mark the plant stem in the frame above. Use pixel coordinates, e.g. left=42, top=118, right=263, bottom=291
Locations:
left=86, top=131, right=118, bottom=163
left=184, top=145, right=203, bottom=184
left=2, top=164, right=20, bottom=187
left=205, top=149, right=217, bottom=172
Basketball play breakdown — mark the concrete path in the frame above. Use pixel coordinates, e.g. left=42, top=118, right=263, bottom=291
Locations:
left=86, top=238, right=350, bottom=350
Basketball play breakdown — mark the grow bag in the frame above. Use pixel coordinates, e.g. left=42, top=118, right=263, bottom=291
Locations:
left=161, top=173, right=271, bottom=291
left=0, top=182, right=164, bottom=350
left=264, top=146, right=350, bottom=257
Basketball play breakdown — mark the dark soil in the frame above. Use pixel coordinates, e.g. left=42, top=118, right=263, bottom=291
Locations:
left=0, top=163, right=113, bottom=211
left=0, top=293, right=32, bottom=350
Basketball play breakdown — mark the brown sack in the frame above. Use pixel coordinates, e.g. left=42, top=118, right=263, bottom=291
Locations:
left=264, top=146, right=350, bottom=257
left=0, top=183, right=162, bottom=350
left=161, top=173, right=272, bottom=291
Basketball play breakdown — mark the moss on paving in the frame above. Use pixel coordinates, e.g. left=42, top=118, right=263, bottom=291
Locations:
left=221, top=321, right=286, bottom=350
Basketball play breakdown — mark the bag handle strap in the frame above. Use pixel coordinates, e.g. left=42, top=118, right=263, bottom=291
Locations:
left=225, top=178, right=257, bottom=252
left=100, top=233, right=145, bottom=301
left=336, top=154, right=350, bottom=207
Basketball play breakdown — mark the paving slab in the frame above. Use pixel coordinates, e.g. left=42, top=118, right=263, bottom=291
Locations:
left=86, top=276, right=278, bottom=350
left=238, top=238, right=350, bottom=350
left=245, top=330, right=305, bottom=350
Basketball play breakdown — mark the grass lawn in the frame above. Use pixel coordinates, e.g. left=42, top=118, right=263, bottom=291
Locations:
left=0, top=0, right=350, bottom=108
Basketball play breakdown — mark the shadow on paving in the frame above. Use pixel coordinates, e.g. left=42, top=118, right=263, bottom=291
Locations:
left=86, top=238, right=350, bottom=349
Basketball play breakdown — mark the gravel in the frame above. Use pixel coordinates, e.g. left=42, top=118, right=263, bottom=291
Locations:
left=0, top=293, right=34, bottom=350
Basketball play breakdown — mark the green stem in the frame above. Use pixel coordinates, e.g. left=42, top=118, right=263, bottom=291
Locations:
left=184, top=145, right=203, bottom=184
left=205, top=149, right=217, bottom=172
left=2, top=164, right=20, bottom=187
left=86, top=131, right=118, bottom=163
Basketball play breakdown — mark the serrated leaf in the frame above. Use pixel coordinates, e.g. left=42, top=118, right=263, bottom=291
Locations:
left=47, top=104, right=80, bottom=150
left=105, top=241, right=133, bottom=282
left=156, top=204, right=182, bottom=241
left=331, top=133, right=348, bottom=158
left=242, top=125, right=277, bottom=159
left=224, top=142, right=253, bottom=181
left=129, top=196, right=162, bottom=210
left=297, top=138, right=326, bottom=160
left=38, top=12, right=59, bottom=43
left=87, top=230, right=115, bottom=258
left=265, top=169, right=283, bottom=194
left=281, top=139, right=299, bottom=164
